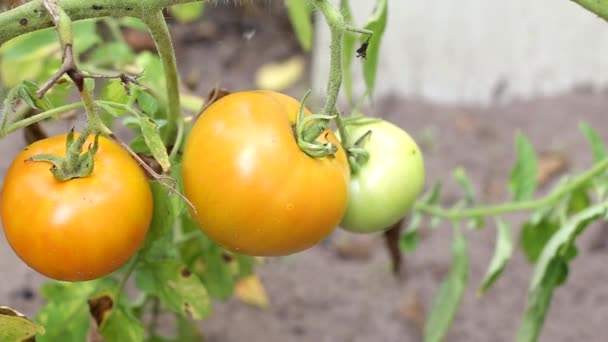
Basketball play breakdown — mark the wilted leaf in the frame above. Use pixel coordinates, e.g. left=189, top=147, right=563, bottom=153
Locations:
left=255, top=56, right=305, bottom=91
left=285, top=0, right=313, bottom=51
left=88, top=293, right=144, bottom=342
left=478, top=219, right=513, bottom=294
left=0, top=306, right=45, bottom=342
left=235, top=275, right=270, bottom=309
left=135, top=260, right=211, bottom=320
left=510, top=132, right=538, bottom=201
left=424, top=229, right=469, bottom=342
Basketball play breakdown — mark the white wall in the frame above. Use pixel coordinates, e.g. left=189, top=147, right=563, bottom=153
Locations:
left=312, top=0, right=608, bottom=105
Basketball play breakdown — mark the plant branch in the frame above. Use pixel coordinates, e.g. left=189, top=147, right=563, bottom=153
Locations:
left=414, top=157, right=608, bottom=220
left=141, top=10, right=181, bottom=145
left=0, top=0, right=202, bottom=46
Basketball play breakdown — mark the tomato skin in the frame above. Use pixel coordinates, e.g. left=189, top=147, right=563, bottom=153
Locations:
left=1, top=134, right=153, bottom=281
left=181, top=91, right=350, bottom=256
left=339, top=119, right=425, bottom=233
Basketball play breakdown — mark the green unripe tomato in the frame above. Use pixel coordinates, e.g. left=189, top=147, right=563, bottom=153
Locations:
left=338, top=118, right=425, bottom=233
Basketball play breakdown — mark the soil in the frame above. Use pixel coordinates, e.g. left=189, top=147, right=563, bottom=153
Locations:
left=2, top=3, right=608, bottom=342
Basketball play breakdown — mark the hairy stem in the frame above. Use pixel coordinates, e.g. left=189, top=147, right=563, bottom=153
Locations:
left=141, top=10, right=181, bottom=144
left=415, top=157, right=608, bottom=220
left=303, top=0, right=345, bottom=142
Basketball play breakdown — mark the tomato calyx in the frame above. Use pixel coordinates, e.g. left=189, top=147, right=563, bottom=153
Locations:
left=294, top=90, right=338, bottom=158
left=345, top=129, right=372, bottom=175
left=27, top=129, right=100, bottom=181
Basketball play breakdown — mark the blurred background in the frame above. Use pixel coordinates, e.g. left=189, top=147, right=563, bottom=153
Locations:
left=2, top=1, right=608, bottom=341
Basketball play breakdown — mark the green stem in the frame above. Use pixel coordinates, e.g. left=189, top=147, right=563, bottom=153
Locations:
left=141, top=10, right=180, bottom=144
left=415, top=157, right=608, bottom=220
left=571, top=0, right=608, bottom=21
left=0, top=0, right=202, bottom=45
left=303, top=0, right=345, bottom=143
left=1, top=103, right=83, bottom=137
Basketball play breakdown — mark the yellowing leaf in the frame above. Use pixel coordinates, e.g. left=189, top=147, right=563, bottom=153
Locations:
left=0, top=306, right=45, bottom=342
left=255, top=56, right=305, bottom=91
left=235, top=275, right=270, bottom=309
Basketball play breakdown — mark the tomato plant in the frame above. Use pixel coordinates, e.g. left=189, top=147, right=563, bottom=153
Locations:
left=0, top=0, right=607, bottom=341
left=337, top=118, right=424, bottom=233
left=1, top=133, right=153, bottom=281
left=182, top=90, right=350, bottom=256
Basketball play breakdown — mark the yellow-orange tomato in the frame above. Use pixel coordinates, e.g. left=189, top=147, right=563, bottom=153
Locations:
left=182, top=91, right=350, bottom=256
left=0, top=134, right=153, bottom=281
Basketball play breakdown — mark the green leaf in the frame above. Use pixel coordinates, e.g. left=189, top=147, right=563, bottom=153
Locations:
left=341, top=0, right=356, bottom=104
left=137, top=53, right=166, bottom=103
left=36, top=280, right=102, bottom=342
left=88, top=42, right=135, bottom=67
left=73, top=19, right=101, bottom=53
left=400, top=213, right=422, bottom=252
left=176, top=316, right=204, bottom=341
left=137, top=90, right=160, bottom=117
left=18, top=81, right=52, bottom=111
left=135, top=259, right=211, bottom=320
left=509, top=132, right=538, bottom=201
left=478, top=219, right=513, bottom=294
left=517, top=258, right=568, bottom=342
left=101, top=80, right=130, bottom=106
left=286, top=0, right=313, bottom=51
left=0, top=306, right=45, bottom=342
left=580, top=122, right=607, bottom=163
left=531, top=202, right=608, bottom=290
left=520, top=216, right=559, bottom=264
left=566, top=189, right=591, bottom=215
left=88, top=292, right=144, bottom=342
left=179, top=216, right=235, bottom=300
left=453, top=167, right=475, bottom=205
left=361, top=0, right=387, bottom=98
left=170, top=2, right=206, bottom=23
left=140, top=117, right=170, bottom=172
left=141, top=182, right=176, bottom=254
left=424, top=229, right=469, bottom=342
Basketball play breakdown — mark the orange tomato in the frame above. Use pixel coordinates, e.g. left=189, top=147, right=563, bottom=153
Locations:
left=1, top=134, right=153, bottom=281
left=182, top=91, right=349, bottom=256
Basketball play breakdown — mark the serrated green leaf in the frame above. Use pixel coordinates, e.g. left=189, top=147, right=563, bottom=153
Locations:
left=424, top=228, right=469, bottom=342
left=286, top=0, right=313, bottom=51
left=88, top=292, right=144, bottom=342
left=19, top=81, right=52, bottom=111
left=400, top=213, right=422, bottom=252
left=170, top=2, right=206, bottom=23
left=580, top=122, right=607, bottom=163
left=101, top=80, right=130, bottom=106
left=361, top=0, right=387, bottom=99
left=509, top=132, right=538, bottom=201
left=341, top=0, right=356, bottom=104
left=36, top=280, right=102, bottom=342
left=520, top=216, right=559, bottom=264
left=0, top=306, right=45, bottom=342
left=135, top=260, right=211, bottom=320
left=478, top=219, right=513, bottom=295
left=140, top=117, right=170, bottom=172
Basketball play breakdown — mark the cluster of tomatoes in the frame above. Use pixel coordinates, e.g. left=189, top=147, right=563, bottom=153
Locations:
left=0, top=91, right=424, bottom=282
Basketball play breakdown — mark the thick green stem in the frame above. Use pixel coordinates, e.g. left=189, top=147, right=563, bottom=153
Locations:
left=0, top=0, right=201, bottom=45
left=415, top=157, right=608, bottom=220
left=141, top=10, right=180, bottom=144
left=303, top=0, right=345, bottom=143
left=571, top=0, right=608, bottom=21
